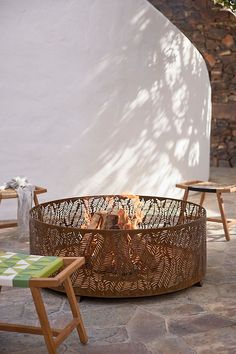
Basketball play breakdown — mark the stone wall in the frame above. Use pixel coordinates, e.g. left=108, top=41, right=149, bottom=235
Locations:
left=149, top=0, right=236, bottom=167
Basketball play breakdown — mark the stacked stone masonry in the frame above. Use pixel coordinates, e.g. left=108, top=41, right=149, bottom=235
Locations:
left=149, top=0, right=236, bottom=166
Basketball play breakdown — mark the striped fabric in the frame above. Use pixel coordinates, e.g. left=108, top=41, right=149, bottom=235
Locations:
left=0, top=251, right=63, bottom=288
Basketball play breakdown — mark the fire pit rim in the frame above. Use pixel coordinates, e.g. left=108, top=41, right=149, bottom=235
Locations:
left=30, top=194, right=206, bottom=233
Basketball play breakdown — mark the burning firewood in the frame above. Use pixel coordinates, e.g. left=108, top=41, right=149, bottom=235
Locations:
left=87, top=213, right=102, bottom=229
left=88, top=212, right=119, bottom=230
left=101, top=214, right=119, bottom=229
left=85, top=195, right=144, bottom=230
left=117, top=209, right=128, bottom=229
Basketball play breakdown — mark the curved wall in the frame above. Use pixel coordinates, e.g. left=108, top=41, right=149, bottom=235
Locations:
left=0, top=0, right=211, bottom=218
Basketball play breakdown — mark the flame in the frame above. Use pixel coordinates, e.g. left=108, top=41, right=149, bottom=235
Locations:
left=119, top=194, right=144, bottom=229
left=82, top=195, right=144, bottom=230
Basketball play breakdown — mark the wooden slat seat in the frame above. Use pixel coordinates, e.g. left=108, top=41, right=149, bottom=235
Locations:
left=0, top=186, right=47, bottom=200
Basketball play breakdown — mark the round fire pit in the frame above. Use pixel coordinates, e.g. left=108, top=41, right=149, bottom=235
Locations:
left=30, top=195, right=206, bottom=298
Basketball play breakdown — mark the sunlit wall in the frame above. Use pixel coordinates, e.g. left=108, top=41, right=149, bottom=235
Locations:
left=0, top=0, right=211, bottom=219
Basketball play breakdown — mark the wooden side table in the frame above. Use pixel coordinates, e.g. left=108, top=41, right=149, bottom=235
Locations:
left=0, top=186, right=47, bottom=229
left=0, top=252, right=88, bottom=354
left=176, top=180, right=236, bottom=241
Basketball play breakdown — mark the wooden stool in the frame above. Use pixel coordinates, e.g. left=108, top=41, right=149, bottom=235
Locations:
left=176, top=180, right=236, bottom=241
left=0, top=251, right=88, bottom=354
left=0, top=186, right=47, bottom=229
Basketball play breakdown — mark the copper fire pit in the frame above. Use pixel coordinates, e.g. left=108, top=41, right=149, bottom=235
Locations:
left=29, top=195, right=206, bottom=298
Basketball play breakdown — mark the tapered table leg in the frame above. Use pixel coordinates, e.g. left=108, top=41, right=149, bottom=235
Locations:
left=63, top=277, right=88, bottom=344
left=178, top=189, right=189, bottom=224
left=31, top=287, right=57, bottom=354
left=216, top=192, right=230, bottom=241
left=199, top=192, right=206, bottom=207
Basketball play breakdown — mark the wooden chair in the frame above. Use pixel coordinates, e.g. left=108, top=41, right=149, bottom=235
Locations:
left=0, top=186, right=47, bottom=229
left=0, top=251, right=88, bottom=354
left=176, top=180, right=236, bottom=241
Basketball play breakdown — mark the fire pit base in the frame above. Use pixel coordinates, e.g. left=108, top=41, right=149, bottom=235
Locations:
left=30, top=195, right=206, bottom=298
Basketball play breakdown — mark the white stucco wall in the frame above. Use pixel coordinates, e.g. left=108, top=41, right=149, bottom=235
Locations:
left=0, top=0, right=211, bottom=219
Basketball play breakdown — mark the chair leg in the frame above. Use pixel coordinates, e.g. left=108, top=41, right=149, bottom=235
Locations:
left=216, top=192, right=230, bottom=241
left=63, top=277, right=88, bottom=344
left=30, top=287, right=57, bottom=354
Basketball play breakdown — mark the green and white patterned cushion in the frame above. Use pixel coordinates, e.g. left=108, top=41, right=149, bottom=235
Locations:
left=0, top=251, right=63, bottom=288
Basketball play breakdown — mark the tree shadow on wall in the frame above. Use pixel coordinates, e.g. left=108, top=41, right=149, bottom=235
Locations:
left=59, top=3, right=211, bottom=198
left=36, top=1, right=211, bottom=198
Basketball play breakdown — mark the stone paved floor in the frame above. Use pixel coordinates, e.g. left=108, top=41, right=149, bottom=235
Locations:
left=0, top=167, right=236, bottom=354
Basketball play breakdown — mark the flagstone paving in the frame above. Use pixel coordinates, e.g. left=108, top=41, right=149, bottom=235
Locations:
left=0, top=167, right=236, bottom=353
